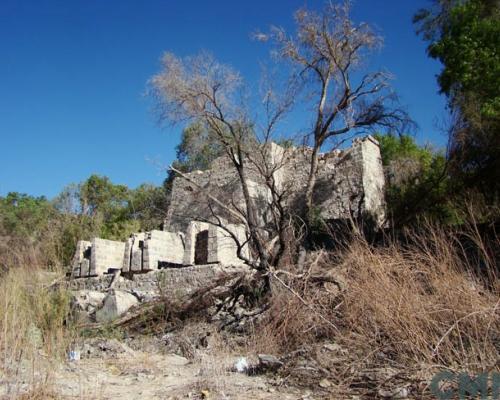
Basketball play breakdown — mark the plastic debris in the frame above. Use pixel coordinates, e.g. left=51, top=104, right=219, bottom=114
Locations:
left=234, top=357, right=249, bottom=373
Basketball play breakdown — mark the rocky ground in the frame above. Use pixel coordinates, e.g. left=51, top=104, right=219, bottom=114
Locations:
left=52, top=345, right=302, bottom=399
left=0, top=266, right=447, bottom=400
left=1, top=334, right=321, bottom=400
left=2, top=331, right=423, bottom=400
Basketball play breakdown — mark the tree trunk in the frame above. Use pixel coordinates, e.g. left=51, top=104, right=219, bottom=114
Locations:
left=233, top=153, right=270, bottom=272
left=304, top=144, right=320, bottom=226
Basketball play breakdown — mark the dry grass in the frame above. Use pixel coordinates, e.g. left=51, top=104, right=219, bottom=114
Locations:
left=253, top=223, right=499, bottom=376
left=0, top=221, right=497, bottom=397
left=0, top=265, right=74, bottom=399
left=192, top=327, right=235, bottom=397
left=341, top=229, right=499, bottom=370
left=248, top=280, right=339, bottom=354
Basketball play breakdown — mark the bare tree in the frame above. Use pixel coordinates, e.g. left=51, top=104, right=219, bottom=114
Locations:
left=260, top=1, right=411, bottom=222
left=149, top=2, right=411, bottom=270
left=149, top=52, right=296, bottom=272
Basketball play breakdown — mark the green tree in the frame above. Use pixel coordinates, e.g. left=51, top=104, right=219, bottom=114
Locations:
left=0, top=176, right=171, bottom=268
left=414, top=0, right=500, bottom=205
left=127, top=183, right=169, bottom=231
left=375, top=134, right=456, bottom=226
left=0, top=192, right=66, bottom=267
left=79, top=174, right=129, bottom=217
left=164, top=121, right=225, bottom=194
left=0, top=193, right=56, bottom=239
left=173, top=121, right=223, bottom=173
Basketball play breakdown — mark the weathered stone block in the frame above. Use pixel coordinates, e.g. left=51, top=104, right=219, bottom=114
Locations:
left=71, top=240, right=91, bottom=279
left=143, top=230, right=184, bottom=270
left=95, top=290, right=139, bottom=323
left=90, top=238, right=126, bottom=276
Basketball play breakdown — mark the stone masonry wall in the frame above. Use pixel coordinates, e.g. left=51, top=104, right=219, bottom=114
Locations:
left=358, top=136, right=386, bottom=225
left=72, top=240, right=91, bottom=278
left=69, top=136, right=385, bottom=280
left=66, top=265, right=249, bottom=298
left=211, top=223, right=249, bottom=266
left=90, top=238, right=126, bottom=276
left=143, top=230, right=185, bottom=269
left=278, top=145, right=364, bottom=220
left=122, top=232, right=146, bottom=273
left=70, top=222, right=248, bottom=278
left=182, top=221, right=248, bottom=266
left=165, top=136, right=386, bottom=231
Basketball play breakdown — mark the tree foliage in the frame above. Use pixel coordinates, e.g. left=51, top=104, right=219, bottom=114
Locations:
left=414, top=0, right=500, bottom=205
left=0, top=176, right=169, bottom=268
left=165, top=121, right=225, bottom=188
left=173, top=122, right=224, bottom=173
left=0, top=193, right=56, bottom=239
left=375, top=134, right=457, bottom=225
left=79, top=175, right=128, bottom=217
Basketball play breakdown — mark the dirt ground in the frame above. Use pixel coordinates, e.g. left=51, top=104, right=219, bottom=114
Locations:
left=1, top=337, right=318, bottom=400
left=53, top=351, right=311, bottom=400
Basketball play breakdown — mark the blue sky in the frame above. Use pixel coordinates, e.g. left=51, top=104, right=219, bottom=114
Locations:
left=0, top=0, right=447, bottom=198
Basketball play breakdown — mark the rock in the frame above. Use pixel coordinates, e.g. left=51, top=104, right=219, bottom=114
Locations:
left=319, top=378, right=332, bottom=388
left=81, top=343, right=95, bottom=358
left=323, top=343, right=343, bottom=352
left=71, top=290, right=107, bottom=322
left=72, top=290, right=106, bottom=310
left=130, top=289, right=156, bottom=303
left=95, top=290, right=139, bottom=323
left=394, top=388, right=409, bottom=399
left=378, top=387, right=409, bottom=399
left=257, top=354, right=283, bottom=371
left=80, top=338, right=128, bottom=359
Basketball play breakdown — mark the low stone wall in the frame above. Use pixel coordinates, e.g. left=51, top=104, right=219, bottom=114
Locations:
left=65, top=264, right=249, bottom=298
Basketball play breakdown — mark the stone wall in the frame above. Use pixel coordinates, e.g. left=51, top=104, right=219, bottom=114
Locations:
left=122, top=232, right=146, bottom=273
left=210, top=223, right=249, bottom=266
left=90, top=238, right=126, bottom=276
left=357, top=136, right=386, bottom=225
left=122, top=230, right=185, bottom=273
left=69, top=136, right=385, bottom=280
left=66, top=264, right=248, bottom=298
left=165, top=136, right=386, bottom=231
left=71, top=222, right=249, bottom=278
left=183, top=221, right=210, bottom=265
left=72, top=239, right=125, bottom=278
left=182, top=221, right=249, bottom=266
left=144, top=230, right=185, bottom=269
left=72, top=240, right=91, bottom=278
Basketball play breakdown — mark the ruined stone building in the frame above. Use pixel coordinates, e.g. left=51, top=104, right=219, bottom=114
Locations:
left=71, top=135, right=385, bottom=279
